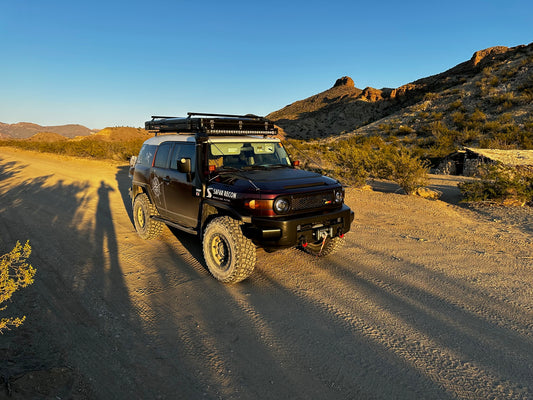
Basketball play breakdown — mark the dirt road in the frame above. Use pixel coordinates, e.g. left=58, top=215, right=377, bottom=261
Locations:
left=1, top=147, right=532, bottom=399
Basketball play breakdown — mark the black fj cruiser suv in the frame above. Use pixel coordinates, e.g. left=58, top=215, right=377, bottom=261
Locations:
left=129, top=113, right=354, bottom=283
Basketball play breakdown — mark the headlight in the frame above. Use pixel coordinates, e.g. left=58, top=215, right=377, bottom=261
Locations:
left=273, top=197, right=290, bottom=214
left=334, top=189, right=344, bottom=203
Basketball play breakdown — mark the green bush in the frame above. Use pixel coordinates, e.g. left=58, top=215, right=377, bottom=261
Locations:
left=371, top=147, right=429, bottom=194
left=458, top=165, right=533, bottom=204
left=448, top=99, right=463, bottom=111
left=331, top=145, right=369, bottom=187
left=397, top=125, right=415, bottom=135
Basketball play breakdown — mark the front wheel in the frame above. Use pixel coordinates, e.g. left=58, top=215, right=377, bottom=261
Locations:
left=302, top=236, right=345, bottom=257
left=202, top=216, right=256, bottom=283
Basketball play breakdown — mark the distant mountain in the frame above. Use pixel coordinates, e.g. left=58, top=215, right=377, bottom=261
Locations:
left=0, top=122, right=97, bottom=139
left=268, top=43, right=533, bottom=141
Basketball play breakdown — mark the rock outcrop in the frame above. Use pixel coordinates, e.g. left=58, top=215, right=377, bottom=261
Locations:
left=470, top=46, right=509, bottom=66
left=333, top=76, right=355, bottom=88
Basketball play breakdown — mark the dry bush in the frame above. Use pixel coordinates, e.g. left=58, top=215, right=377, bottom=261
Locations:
left=367, top=146, right=429, bottom=194
left=1, top=241, right=36, bottom=332
left=458, top=165, right=533, bottom=204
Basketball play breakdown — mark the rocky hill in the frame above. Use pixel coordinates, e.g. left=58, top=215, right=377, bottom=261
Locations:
left=268, top=43, right=533, bottom=142
left=0, top=122, right=96, bottom=139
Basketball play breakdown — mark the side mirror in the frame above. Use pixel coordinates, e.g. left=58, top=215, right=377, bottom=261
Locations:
left=178, top=158, right=193, bottom=182
left=178, top=158, right=191, bottom=174
left=292, top=160, right=300, bottom=167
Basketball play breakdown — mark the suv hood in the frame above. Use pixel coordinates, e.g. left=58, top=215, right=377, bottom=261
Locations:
left=214, top=167, right=339, bottom=193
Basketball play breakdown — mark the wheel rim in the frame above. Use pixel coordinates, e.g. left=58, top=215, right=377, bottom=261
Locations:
left=136, top=206, right=145, bottom=228
left=210, top=234, right=230, bottom=270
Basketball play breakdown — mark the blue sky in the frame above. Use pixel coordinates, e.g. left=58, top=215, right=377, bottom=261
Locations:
left=1, top=0, right=531, bottom=129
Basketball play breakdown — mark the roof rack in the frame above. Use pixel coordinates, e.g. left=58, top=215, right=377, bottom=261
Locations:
left=145, top=112, right=278, bottom=137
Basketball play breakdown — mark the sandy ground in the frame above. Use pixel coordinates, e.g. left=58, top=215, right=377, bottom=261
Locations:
left=0, top=147, right=532, bottom=400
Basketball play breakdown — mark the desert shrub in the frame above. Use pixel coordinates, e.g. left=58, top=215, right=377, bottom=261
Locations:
left=480, top=124, right=533, bottom=149
left=431, top=112, right=444, bottom=121
left=378, top=123, right=394, bottom=136
left=499, top=113, right=515, bottom=124
left=375, top=148, right=429, bottom=194
left=482, top=120, right=504, bottom=134
left=489, top=75, right=499, bottom=87
left=517, top=75, right=533, bottom=103
left=451, top=111, right=466, bottom=129
left=332, top=145, right=369, bottom=187
left=424, top=121, right=462, bottom=157
left=423, top=92, right=439, bottom=101
left=491, top=92, right=516, bottom=106
left=1, top=241, right=35, bottom=332
left=448, top=99, right=463, bottom=111
left=461, top=128, right=481, bottom=143
left=0, top=138, right=145, bottom=161
left=397, top=125, right=415, bottom=135
left=458, top=165, right=533, bottom=204
left=470, top=108, right=487, bottom=124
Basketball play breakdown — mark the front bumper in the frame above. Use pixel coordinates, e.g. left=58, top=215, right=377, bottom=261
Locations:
left=243, top=205, right=354, bottom=248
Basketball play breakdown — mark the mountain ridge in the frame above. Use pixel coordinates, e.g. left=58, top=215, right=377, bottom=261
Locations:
left=0, top=122, right=97, bottom=139
left=268, top=43, right=533, bottom=140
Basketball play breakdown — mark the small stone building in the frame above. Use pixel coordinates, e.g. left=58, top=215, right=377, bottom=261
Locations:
left=437, top=147, right=533, bottom=176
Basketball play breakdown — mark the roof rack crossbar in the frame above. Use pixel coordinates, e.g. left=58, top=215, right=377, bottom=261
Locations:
left=187, top=112, right=261, bottom=119
left=151, top=115, right=177, bottom=120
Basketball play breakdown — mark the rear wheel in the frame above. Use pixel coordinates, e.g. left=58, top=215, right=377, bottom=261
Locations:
left=203, top=216, right=256, bottom=283
left=133, top=193, right=163, bottom=240
left=302, top=236, right=345, bottom=257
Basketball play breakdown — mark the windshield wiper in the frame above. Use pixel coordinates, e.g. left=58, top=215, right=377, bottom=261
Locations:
left=217, top=166, right=241, bottom=172
left=269, top=164, right=292, bottom=168
left=242, top=164, right=292, bottom=170
left=241, top=165, right=269, bottom=170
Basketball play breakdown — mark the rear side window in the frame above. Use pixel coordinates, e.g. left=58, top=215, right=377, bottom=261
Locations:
left=170, top=143, right=196, bottom=172
left=153, top=142, right=173, bottom=168
left=137, top=144, right=157, bottom=167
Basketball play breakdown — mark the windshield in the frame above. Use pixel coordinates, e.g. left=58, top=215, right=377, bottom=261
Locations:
left=208, top=141, right=291, bottom=171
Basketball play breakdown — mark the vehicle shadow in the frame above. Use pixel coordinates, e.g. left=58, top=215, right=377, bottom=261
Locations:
left=168, top=226, right=206, bottom=268
left=115, top=165, right=134, bottom=225
left=114, top=165, right=208, bottom=272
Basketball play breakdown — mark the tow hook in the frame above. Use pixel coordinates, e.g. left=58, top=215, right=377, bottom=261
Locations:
left=318, top=230, right=329, bottom=256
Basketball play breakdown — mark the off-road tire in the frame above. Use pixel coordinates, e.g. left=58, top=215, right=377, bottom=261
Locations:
left=302, top=236, right=345, bottom=257
left=203, top=216, right=256, bottom=283
left=133, top=193, right=163, bottom=240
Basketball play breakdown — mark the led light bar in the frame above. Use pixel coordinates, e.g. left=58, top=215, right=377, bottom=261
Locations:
left=205, top=129, right=277, bottom=135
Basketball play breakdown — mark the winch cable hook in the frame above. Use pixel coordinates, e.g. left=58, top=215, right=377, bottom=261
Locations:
left=318, top=233, right=328, bottom=257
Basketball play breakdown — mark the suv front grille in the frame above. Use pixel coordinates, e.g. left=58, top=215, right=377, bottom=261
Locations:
left=291, top=191, right=335, bottom=211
